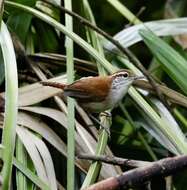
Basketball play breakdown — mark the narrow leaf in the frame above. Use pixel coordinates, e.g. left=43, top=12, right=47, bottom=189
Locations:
left=140, top=29, right=187, bottom=95
left=0, top=22, right=18, bottom=190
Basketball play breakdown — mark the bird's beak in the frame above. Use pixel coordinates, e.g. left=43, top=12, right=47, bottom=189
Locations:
left=133, top=75, right=145, bottom=80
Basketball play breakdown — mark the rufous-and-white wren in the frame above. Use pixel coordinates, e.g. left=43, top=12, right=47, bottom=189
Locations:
left=41, top=69, right=143, bottom=113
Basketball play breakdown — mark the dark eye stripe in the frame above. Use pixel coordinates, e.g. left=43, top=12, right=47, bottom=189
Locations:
left=115, top=72, right=129, bottom=78
left=123, top=73, right=128, bottom=77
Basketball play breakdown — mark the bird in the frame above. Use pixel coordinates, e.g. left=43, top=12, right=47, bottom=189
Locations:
left=40, top=69, right=143, bottom=113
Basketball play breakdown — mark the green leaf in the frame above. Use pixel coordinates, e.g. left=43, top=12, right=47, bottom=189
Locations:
left=6, top=0, right=36, bottom=44
left=139, top=29, right=187, bottom=95
left=106, top=0, right=141, bottom=24
left=13, top=158, right=50, bottom=190
left=33, top=19, right=59, bottom=52
left=7, top=13, right=33, bottom=44
left=0, top=22, right=18, bottom=190
left=64, top=0, right=75, bottom=189
left=16, top=138, right=33, bottom=190
left=16, top=126, right=48, bottom=184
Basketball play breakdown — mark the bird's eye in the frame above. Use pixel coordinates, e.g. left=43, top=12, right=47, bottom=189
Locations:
left=123, top=73, right=129, bottom=78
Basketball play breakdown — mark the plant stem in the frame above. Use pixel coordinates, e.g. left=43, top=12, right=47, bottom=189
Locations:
left=64, top=0, right=75, bottom=189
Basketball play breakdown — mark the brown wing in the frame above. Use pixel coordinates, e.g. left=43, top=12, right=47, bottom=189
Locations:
left=64, top=76, right=112, bottom=102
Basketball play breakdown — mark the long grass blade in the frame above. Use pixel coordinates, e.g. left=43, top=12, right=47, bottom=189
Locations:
left=64, top=0, right=75, bottom=189
left=106, top=0, right=141, bottom=24
left=13, top=158, right=50, bottom=190
left=17, top=111, right=67, bottom=156
left=140, top=29, right=187, bottom=95
left=28, top=131, right=58, bottom=190
left=0, top=21, right=18, bottom=190
left=16, top=138, right=30, bottom=190
left=16, top=126, right=48, bottom=184
left=105, top=18, right=187, bottom=50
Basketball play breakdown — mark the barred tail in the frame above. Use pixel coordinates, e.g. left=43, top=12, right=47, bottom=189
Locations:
left=40, top=81, right=66, bottom=89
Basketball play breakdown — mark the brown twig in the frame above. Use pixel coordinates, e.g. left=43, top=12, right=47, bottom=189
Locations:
left=133, top=80, right=187, bottom=108
left=41, top=0, right=171, bottom=110
left=18, top=73, right=38, bottom=83
left=11, top=32, right=41, bottom=80
left=77, top=154, right=150, bottom=168
left=29, top=53, right=97, bottom=74
left=84, top=155, right=187, bottom=190
left=0, top=96, right=5, bottom=112
left=125, top=6, right=146, bottom=27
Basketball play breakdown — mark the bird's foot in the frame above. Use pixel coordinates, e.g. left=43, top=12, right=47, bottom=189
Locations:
left=99, top=124, right=111, bottom=138
left=89, top=114, right=111, bottom=138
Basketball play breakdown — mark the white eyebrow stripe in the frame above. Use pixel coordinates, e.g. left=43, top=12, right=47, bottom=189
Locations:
left=112, top=72, right=129, bottom=77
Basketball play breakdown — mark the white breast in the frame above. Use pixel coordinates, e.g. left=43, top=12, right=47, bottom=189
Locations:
left=106, top=81, right=130, bottom=108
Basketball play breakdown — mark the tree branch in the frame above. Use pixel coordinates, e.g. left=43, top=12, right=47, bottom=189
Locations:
left=77, top=154, right=150, bottom=168
left=83, top=155, right=187, bottom=190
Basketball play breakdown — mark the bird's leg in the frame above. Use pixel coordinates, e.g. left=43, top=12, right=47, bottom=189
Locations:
left=88, top=114, right=111, bottom=138
left=99, top=111, right=112, bottom=138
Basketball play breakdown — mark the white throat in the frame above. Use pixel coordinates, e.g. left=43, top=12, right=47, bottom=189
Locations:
left=107, top=79, right=132, bottom=108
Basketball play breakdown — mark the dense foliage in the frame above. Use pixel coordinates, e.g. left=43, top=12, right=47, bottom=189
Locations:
left=0, top=0, right=187, bottom=189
